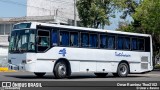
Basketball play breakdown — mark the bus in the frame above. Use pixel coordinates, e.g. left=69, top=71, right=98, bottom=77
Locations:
left=8, top=22, right=153, bottom=79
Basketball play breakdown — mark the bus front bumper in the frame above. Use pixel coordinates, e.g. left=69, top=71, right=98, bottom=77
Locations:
left=8, top=64, right=25, bottom=71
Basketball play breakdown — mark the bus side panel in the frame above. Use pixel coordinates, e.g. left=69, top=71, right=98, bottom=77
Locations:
left=70, top=61, right=80, bottom=72
left=96, top=62, right=118, bottom=73
left=34, top=60, right=54, bottom=72
left=129, top=63, right=141, bottom=73
left=79, top=62, right=96, bottom=72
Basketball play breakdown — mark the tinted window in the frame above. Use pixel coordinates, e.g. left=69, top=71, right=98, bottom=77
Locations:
left=81, top=33, right=89, bottom=47
left=124, top=37, right=130, bottom=50
left=145, top=37, right=150, bottom=52
left=52, top=30, right=58, bottom=46
left=100, top=35, right=107, bottom=48
left=60, top=31, right=69, bottom=46
left=70, top=32, right=79, bottom=47
left=117, top=37, right=123, bottom=49
left=132, top=38, right=138, bottom=50
left=138, top=38, right=144, bottom=50
left=108, top=36, right=115, bottom=49
left=89, top=34, right=98, bottom=48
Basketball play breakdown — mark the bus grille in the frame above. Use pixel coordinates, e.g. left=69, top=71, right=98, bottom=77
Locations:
left=141, top=63, right=148, bottom=69
left=141, top=56, right=148, bottom=62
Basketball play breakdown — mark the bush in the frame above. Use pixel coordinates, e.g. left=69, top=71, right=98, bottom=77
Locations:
left=154, top=64, right=160, bottom=69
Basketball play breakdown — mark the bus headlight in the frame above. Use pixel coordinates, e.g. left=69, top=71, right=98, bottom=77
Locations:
left=22, top=59, right=32, bottom=64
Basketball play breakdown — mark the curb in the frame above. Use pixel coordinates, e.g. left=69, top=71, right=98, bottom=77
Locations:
left=0, top=67, right=16, bottom=72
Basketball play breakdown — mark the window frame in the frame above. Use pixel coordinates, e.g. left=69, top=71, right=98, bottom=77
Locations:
left=36, top=29, right=51, bottom=53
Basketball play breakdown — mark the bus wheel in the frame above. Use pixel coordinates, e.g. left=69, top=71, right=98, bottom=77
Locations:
left=34, top=72, right=46, bottom=77
left=54, top=61, right=67, bottom=79
left=114, top=63, right=129, bottom=77
left=94, top=73, right=107, bottom=78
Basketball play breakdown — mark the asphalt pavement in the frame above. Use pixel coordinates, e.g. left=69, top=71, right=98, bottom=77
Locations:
left=0, top=70, right=160, bottom=81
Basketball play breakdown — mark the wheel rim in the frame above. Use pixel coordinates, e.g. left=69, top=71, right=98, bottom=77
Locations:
left=119, top=64, right=127, bottom=75
left=58, top=64, right=66, bottom=77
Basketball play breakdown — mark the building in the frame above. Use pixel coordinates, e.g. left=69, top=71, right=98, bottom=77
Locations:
left=0, top=0, right=79, bottom=67
left=27, top=0, right=79, bottom=21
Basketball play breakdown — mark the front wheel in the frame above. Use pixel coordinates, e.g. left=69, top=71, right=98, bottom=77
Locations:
left=114, top=63, right=129, bottom=77
left=53, top=61, right=68, bottom=79
left=34, top=72, right=46, bottom=77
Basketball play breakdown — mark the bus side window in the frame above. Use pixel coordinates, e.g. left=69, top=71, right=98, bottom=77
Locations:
left=52, top=30, right=58, bottom=46
left=100, top=35, right=107, bottom=48
left=108, top=36, right=115, bottom=49
left=124, top=37, right=130, bottom=50
left=60, top=31, right=69, bottom=46
left=37, top=30, right=50, bottom=52
left=117, top=37, right=123, bottom=50
left=132, top=38, right=138, bottom=50
left=70, top=32, right=78, bottom=47
left=81, top=33, right=89, bottom=47
left=138, top=38, right=144, bottom=51
left=89, top=34, right=98, bottom=48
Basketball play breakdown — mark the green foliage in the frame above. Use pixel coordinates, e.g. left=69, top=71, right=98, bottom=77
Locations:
left=113, top=0, right=140, bottom=19
left=133, top=0, right=160, bottom=34
left=116, top=0, right=160, bottom=57
left=76, top=0, right=115, bottom=29
left=154, top=64, right=160, bottom=69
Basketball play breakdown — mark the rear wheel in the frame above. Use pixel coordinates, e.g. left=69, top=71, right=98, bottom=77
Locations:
left=114, top=63, right=129, bottom=77
left=94, top=73, right=107, bottom=78
left=34, top=72, right=46, bottom=77
left=54, top=61, right=68, bottom=79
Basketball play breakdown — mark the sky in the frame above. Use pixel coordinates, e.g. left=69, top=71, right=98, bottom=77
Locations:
left=0, top=0, right=26, bottom=17
left=0, top=0, right=131, bottom=30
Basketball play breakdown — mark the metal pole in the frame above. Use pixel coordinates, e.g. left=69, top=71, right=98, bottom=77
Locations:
left=3, top=24, right=5, bottom=35
left=74, top=0, right=77, bottom=26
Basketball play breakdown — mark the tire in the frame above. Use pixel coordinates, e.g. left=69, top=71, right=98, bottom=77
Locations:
left=94, top=73, right=107, bottom=78
left=114, top=63, right=129, bottom=77
left=54, top=61, right=68, bottom=79
left=34, top=72, right=46, bottom=77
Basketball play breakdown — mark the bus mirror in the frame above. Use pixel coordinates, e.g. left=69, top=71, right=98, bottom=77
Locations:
left=8, top=36, right=10, bottom=42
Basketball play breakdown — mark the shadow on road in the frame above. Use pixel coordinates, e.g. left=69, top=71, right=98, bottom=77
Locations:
left=4, top=74, right=148, bottom=79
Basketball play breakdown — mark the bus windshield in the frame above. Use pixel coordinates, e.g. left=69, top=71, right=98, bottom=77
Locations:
left=9, top=29, right=36, bottom=53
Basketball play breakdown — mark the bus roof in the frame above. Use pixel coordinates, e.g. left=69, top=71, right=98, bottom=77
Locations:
left=14, top=22, right=151, bottom=37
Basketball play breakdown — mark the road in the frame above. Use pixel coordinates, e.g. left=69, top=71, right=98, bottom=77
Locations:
left=0, top=70, right=160, bottom=81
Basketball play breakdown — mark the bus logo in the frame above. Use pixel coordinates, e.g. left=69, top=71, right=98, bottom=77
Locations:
left=59, top=48, right=66, bottom=57
left=115, top=52, right=131, bottom=57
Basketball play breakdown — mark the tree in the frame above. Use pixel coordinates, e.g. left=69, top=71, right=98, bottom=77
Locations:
left=133, top=0, right=160, bottom=56
left=76, top=0, right=115, bottom=29
left=113, top=0, right=140, bottom=19
left=117, top=0, right=160, bottom=61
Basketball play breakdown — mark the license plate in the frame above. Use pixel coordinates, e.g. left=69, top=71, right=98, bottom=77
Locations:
left=14, top=66, right=19, bottom=70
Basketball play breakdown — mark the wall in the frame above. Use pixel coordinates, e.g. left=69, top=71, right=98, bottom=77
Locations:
left=27, top=0, right=79, bottom=20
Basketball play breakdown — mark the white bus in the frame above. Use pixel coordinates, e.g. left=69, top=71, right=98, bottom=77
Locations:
left=8, top=22, right=153, bottom=79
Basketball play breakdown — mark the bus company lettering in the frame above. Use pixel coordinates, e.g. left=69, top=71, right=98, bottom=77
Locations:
left=115, top=52, right=131, bottom=57
left=59, top=48, right=67, bottom=57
